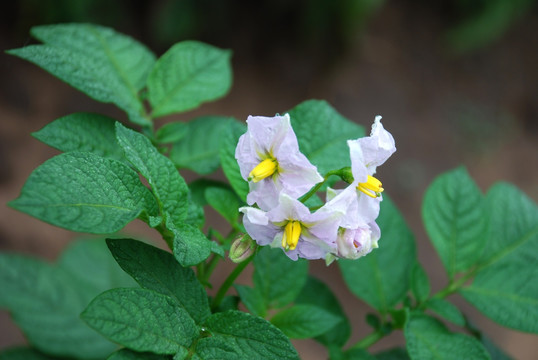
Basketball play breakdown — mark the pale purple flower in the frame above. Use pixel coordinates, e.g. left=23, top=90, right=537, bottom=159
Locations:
left=235, top=114, right=323, bottom=210
left=330, top=116, right=396, bottom=228
left=240, top=193, right=346, bottom=260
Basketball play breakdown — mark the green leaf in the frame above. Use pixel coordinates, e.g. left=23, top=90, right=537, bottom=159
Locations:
left=480, top=336, right=513, bottom=360
left=106, top=238, right=210, bottom=324
left=374, top=348, right=410, bottom=360
left=191, top=336, right=240, bottom=360
left=204, top=310, right=299, bottom=360
left=147, top=41, right=232, bottom=117
left=339, top=196, right=416, bottom=312
left=189, top=179, right=230, bottom=207
left=155, top=121, right=188, bottom=143
left=184, top=191, right=206, bottom=228
left=115, top=123, right=189, bottom=226
left=271, top=304, right=341, bottom=339
left=0, top=239, right=135, bottom=358
left=425, top=298, right=465, bottom=327
left=422, top=167, right=486, bottom=278
left=295, top=276, right=351, bottom=347
left=464, top=320, right=513, bottom=360
left=389, top=308, right=410, bottom=329
left=287, top=100, right=365, bottom=175
left=405, top=314, right=490, bottom=360
left=219, top=121, right=248, bottom=202
left=460, top=183, right=538, bottom=333
left=32, top=113, right=125, bottom=160
left=253, top=247, right=309, bottom=309
left=82, top=288, right=198, bottom=355
left=172, top=222, right=214, bottom=266
left=205, top=186, right=240, bottom=224
left=0, top=347, right=59, bottom=360
left=212, top=296, right=240, bottom=313
left=8, top=24, right=155, bottom=125
left=9, top=152, right=156, bottom=234
left=170, top=116, right=238, bottom=174
left=58, top=238, right=137, bottom=292
left=107, top=348, right=172, bottom=360
left=234, top=285, right=267, bottom=317
left=411, top=262, right=430, bottom=304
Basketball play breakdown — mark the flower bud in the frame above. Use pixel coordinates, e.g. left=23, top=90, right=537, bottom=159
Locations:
left=229, top=234, right=257, bottom=263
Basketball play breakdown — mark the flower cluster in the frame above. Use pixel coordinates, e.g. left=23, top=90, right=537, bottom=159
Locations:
left=235, top=114, right=396, bottom=262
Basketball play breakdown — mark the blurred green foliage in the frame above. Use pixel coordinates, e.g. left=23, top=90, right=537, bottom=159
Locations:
left=446, top=0, right=536, bottom=53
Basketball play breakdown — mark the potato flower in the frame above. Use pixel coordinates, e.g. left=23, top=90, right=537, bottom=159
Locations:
left=235, top=114, right=323, bottom=210
left=240, top=193, right=347, bottom=260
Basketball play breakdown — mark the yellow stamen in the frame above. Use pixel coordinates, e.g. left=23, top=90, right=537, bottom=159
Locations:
left=248, top=158, right=277, bottom=183
left=282, top=221, right=301, bottom=251
left=357, top=175, right=384, bottom=198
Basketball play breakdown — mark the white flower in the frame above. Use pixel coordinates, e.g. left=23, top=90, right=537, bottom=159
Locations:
left=235, top=114, right=323, bottom=210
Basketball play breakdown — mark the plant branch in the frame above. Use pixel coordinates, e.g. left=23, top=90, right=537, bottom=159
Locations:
left=299, top=170, right=342, bottom=203
left=350, top=328, right=386, bottom=350
left=211, top=255, right=253, bottom=310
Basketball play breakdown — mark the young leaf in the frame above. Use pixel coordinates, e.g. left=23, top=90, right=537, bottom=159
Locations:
left=422, top=167, right=486, bottom=278
left=0, top=347, right=58, bottom=360
left=389, top=308, right=410, bottom=330
left=8, top=24, right=155, bottom=125
left=9, top=152, right=156, bottom=234
left=147, top=41, right=232, bottom=117
left=405, top=314, right=490, bottom=360
left=460, top=183, right=538, bottom=333
left=270, top=304, right=342, bottom=339
left=253, top=247, right=309, bottom=309
left=169, top=116, right=238, bottom=174
left=171, top=221, right=214, bottom=266
left=295, top=276, right=351, bottom=347
left=107, top=349, right=172, bottom=360
left=205, top=186, right=241, bottom=225
left=155, top=121, right=188, bottom=143
left=204, top=310, right=299, bottom=360
left=106, top=238, right=211, bottom=324
left=339, top=196, right=416, bottom=312
left=32, top=113, right=125, bottom=160
left=287, top=100, right=365, bottom=175
left=115, top=123, right=189, bottom=226
left=219, top=121, right=248, bottom=202
left=234, top=285, right=267, bottom=317
left=425, top=298, right=465, bottom=327
left=411, top=262, right=430, bottom=304
left=82, top=288, right=198, bottom=355
left=0, top=239, right=135, bottom=359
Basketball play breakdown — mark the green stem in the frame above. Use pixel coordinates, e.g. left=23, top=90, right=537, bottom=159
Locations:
left=350, top=328, right=385, bottom=350
left=299, top=170, right=341, bottom=203
left=211, top=256, right=253, bottom=310
left=432, top=271, right=474, bottom=301
left=155, top=223, right=174, bottom=250
left=201, top=254, right=221, bottom=285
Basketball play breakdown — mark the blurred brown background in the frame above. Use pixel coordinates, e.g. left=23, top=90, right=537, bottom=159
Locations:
left=1, top=0, right=537, bottom=359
